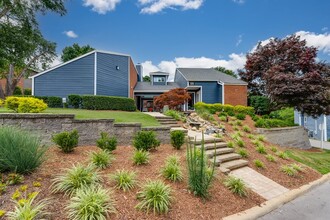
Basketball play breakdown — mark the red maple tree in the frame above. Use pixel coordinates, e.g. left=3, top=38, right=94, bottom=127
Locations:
left=154, top=88, right=191, bottom=110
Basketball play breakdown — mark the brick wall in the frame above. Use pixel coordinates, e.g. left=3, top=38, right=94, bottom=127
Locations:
left=129, top=58, right=138, bottom=98
left=224, top=85, right=247, bottom=106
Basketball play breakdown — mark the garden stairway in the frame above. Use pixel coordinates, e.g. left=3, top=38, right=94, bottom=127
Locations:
left=154, top=116, right=181, bottom=128
left=188, top=131, right=248, bottom=174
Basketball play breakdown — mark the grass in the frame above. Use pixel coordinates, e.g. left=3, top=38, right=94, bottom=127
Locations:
left=223, top=176, right=247, bottom=197
left=0, top=107, right=160, bottom=127
left=286, top=149, right=330, bottom=174
left=110, top=170, right=137, bottom=192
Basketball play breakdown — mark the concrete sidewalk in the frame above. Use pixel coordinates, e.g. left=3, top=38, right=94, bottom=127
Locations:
left=309, top=139, right=330, bottom=150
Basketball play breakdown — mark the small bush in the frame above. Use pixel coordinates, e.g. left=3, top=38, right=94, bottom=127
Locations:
left=0, top=210, right=5, bottom=217
left=133, top=131, right=160, bottom=151
left=132, top=150, right=150, bottom=165
left=0, top=99, right=4, bottom=107
left=291, top=163, right=303, bottom=172
left=247, top=134, right=255, bottom=139
left=254, top=160, right=265, bottom=169
left=67, top=185, right=116, bottom=220
left=24, top=88, right=32, bottom=95
left=52, top=129, right=79, bottom=153
left=236, top=139, right=245, bottom=148
left=266, top=154, right=276, bottom=162
left=6, top=173, right=24, bottom=185
left=235, top=120, right=243, bottom=126
left=235, top=131, right=243, bottom=137
left=35, top=96, right=62, bottom=108
left=233, top=126, right=240, bottom=131
left=170, top=130, right=185, bottom=150
left=81, top=95, right=136, bottom=111
left=242, top=125, right=251, bottom=133
left=224, top=176, right=247, bottom=197
left=68, top=94, right=82, bottom=109
left=281, top=165, right=297, bottom=176
left=252, top=140, right=262, bottom=147
left=236, top=113, right=246, bottom=120
left=228, top=121, right=235, bottom=126
left=161, top=156, right=183, bottom=182
left=231, top=133, right=240, bottom=141
left=256, top=135, right=266, bottom=142
left=270, top=146, right=278, bottom=152
left=52, top=163, right=100, bottom=196
left=227, top=141, right=235, bottom=148
left=277, top=151, right=289, bottom=160
left=96, top=132, right=117, bottom=152
left=227, top=110, right=235, bottom=116
left=164, top=110, right=185, bottom=121
left=237, top=149, right=248, bottom=158
left=110, top=170, right=137, bottom=192
left=0, top=126, right=46, bottom=174
left=219, top=116, right=227, bottom=121
left=90, top=150, right=114, bottom=169
left=13, top=86, right=22, bottom=95
left=256, top=145, right=267, bottom=154
left=5, top=97, right=47, bottom=113
left=136, top=180, right=172, bottom=214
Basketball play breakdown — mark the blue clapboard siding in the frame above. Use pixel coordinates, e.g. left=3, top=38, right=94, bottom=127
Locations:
left=174, top=69, right=188, bottom=88
left=96, top=52, right=129, bottom=97
left=34, top=53, right=94, bottom=97
left=193, top=81, right=222, bottom=104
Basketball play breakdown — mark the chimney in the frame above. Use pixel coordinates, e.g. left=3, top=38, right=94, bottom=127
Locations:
left=135, top=63, right=143, bottom=82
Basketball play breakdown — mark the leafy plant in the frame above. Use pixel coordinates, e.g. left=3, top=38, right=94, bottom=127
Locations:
left=187, top=134, right=215, bottom=198
left=170, top=130, right=185, bottom=150
left=236, top=139, right=245, bottom=148
left=0, top=183, right=7, bottom=195
left=0, top=210, right=5, bottom=218
left=110, top=170, right=137, bottom=192
left=68, top=94, right=82, bottom=109
left=252, top=140, right=262, bottom=147
left=161, top=158, right=183, bottom=182
left=233, top=126, right=239, bottom=131
left=271, top=146, right=278, bottom=152
left=0, top=126, right=46, bottom=174
left=254, top=160, right=265, bottom=169
left=6, top=173, right=24, bottom=185
left=96, top=132, right=117, bottom=152
left=67, top=185, right=116, bottom=220
left=132, top=150, right=150, bottom=165
left=231, top=133, right=240, bottom=141
left=256, top=135, right=266, bottom=142
left=32, top=182, right=41, bottom=187
left=133, top=131, right=160, bottom=151
left=291, top=163, right=303, bottom=172
left=266, top=154, right=276, bottom=162
left=227, top=141, right=234, bottom=148
left=281, top=165, right=297, bottom=176
left=52, top=163, right=100, bottom=196
left=52, top=129, right=79, bottom=153
left=219, top=116, right=227, bottom=121
left=277, top=151, right=289, bottom=160
left=5, top=97, right=47, bottom=113
left=256, top=145, right=267, bottom=154
left=228, top=121, right=235, bottom=126
left=247, top=134, right=255, bottom=139
left=235, top=120, right=243, bottom=126
left=90, top=150, right=114, bottom=169
left=237, top=149, right=248, bottom=158
left=243, top=125, right=251, bottom=133
left=136, top=180, right=172, bottom=214
left=224, top=176, right=247, bottom=197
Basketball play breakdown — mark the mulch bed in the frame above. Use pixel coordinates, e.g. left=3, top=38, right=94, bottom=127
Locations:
left=0, top=144, right=265, bottom=219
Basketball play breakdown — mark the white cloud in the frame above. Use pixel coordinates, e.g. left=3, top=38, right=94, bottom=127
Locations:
left=296, top=31, right=330, bottom=54
left=138, top=0, right=204, bottom=14
left=63, top=30, right=78, bottom=38
left=322, top=27, right=328, bottom=32
left=232, top=0, right=245, bottom=4
left=141, top=53, right=246, bottom=81
left=83, top=0, right=122, bottom=14
left=236, top=34, right=243, bottom=46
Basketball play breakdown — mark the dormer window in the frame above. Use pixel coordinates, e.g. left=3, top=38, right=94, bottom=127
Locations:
left=153, top=76, right=166, bottom=83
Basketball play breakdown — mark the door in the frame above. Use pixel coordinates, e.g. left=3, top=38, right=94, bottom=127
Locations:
left=187, top=92, right=195, bottom=110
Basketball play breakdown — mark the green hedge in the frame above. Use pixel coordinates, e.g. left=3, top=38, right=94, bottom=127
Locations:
left=194, top=102, right=254, bottom=115
left=249, top=96, right=270, bottom=115
left=35, top=96, right=62, bottom=108
left=254, top=118, right=295, bottom=128
left=81, top=95, right=136, bottom=111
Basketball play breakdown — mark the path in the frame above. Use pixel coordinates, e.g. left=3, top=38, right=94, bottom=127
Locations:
left=259, top=180, right=330, bottom=220
left=310, top=139, right=330, bottom=150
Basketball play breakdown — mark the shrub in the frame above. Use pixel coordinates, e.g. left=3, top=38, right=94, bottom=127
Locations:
left=247, top=134, right=255, bottom=139
left=52, top=129, right=79, bottom=153
left=6, top=195, right=50, bottom=219
left=237, top=149, right=248, bottom=158
left=170, top=130, right=185, bottom=150
left=136, top=180, right=172, bottom=214
left=252, top=140, right=262, bottom=147
left=68, top=94, right=82, bottom=109
left=277, top=151, right=289, bottom=160
left=271, top=146, right=278, bottom=152
left=67, top=185, right=116, bottom=220
left=13, top=86, right=22, bottom=95
left=256, top=145, right=267, bottom=154
left=249, top=95, right=270, bottom=115
left=90, top=150, right=114, bottom=169
left=81, top=95, right=136, bottom=111
left=227, top=110, right=235, bottom=116
left=235, top=120, right=243, bottom=126
left=243, top=125, right=251, bottom=133
left=236, top=113, right=246, bottom=120
left=132, top=150, right=150, bottom=165
left=291, top=163, right=303, bottom=172
left=187, top=134, right=215, bottom=198
left=236, top=139, right=245, bottom=148
left=266, top=154, right=276, bottom=162
left=161, top=157, right=183, bottom=182
left=255, top=118, right=294, bottom=128
left=231, top=133, right=240, bottom=141
left=96, top=132, right=117, bottom=152
left=35, top=96, right=62, bottom=108
left=24, top=88, right=32, bottom=96
left=164, top=110, right=185, bottom=121
left=219, top=116, right=227, bottom=121
left=233, top=105, right=254, bottom=115
left=224, top=176, right=247, bottom=197
left=0, top=210, right=5, bottom=217
left=51, top=163, right=100, bottom=196
left=233, top=126, right=239, bottom=131
left=110, top=170, right=137, bottom=192
left=281, top=165, right=297, bottom=176
left=5, top=97, right=47, bottom=113
left=269, top=108, right=294, bottom=125
left=256, top=135, right=266, bottom=142
left=227, top=141, right=234, bottom=148
left=6, top=173, right=24, bottom=185
left=235, top=131, right=243, bottom=137
left=0, top=99, right=4, bottom=107
left=254, top=160, right=265, bottom=169
left=133, top=131, right=160, bottom=151
left=0, top=126, right=46, bottom=174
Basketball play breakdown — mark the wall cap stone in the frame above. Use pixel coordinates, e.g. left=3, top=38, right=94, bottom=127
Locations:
left=142, top=126, right=171, bottom=131
left=114, top=123, right=141, bottom=127
left=73, top=119, right=114, bottom=123
left=0, top=113, right=75, bottom=119
left=257, top=126, right=301, bottom=132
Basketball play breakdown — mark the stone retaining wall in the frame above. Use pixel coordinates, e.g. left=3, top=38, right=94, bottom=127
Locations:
left=0, top=114, right=171, bottom=146
left=256, top=126, right=311, bottom=149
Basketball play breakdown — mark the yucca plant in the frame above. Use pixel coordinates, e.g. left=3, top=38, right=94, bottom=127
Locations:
left=256, top=145, right=267, bottom=154
left=224, top=176, right=247, bottom=197
left=281, top=165, right=297, bottom=176
left=132, top=150, right=150, bottom=165
left=110, top=170, right=137, bottom=192
left=266, top=154, right=276, bottom=162
left=161, top=162, right=183, bottom=182
left=51, top=163, right=101, bottom=196
left=187, top=134, right=215, bottom=198
left=90, top=150, right=114, bottom=169
left=242, top=125, right=251, bottom=133
left=237, top=149, right=248, bottom=158
left=277, top=151, right=289, bottom=160
left=67, top=185, right=116, bottom=220
left=6, top=196, right=50, bottom=220
left=136, top=180, right=172, bottom=214
left=254, top=159, right=265, bottom=169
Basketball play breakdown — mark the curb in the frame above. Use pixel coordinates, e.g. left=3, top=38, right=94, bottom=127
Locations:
left=223, top=173, right=330, bottom=220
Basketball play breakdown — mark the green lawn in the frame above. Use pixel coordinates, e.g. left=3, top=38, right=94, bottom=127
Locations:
left=0, top=107, right=160, bottom=127
left=286, top=149, right=330, bottom=174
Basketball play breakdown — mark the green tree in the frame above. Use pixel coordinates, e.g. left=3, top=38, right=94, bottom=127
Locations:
left=61, top=44, right=95, bottom=62
left=214, top=66, right=237, bottom=78
left=143, top=75, right=151, bottom=82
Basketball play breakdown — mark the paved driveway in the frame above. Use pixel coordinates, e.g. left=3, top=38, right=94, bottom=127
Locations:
left=259, top=181, right=330, bottom=220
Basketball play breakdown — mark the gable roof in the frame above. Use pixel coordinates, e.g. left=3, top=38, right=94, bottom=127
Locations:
left=177, top=68, right=247, bottom=85
left=29, top=50, right=131, bottom=79
left=134, top=82, right=179, bottom=92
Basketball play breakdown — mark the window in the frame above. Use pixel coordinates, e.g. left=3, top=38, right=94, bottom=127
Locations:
left=153, top=76, right=165, bottom=82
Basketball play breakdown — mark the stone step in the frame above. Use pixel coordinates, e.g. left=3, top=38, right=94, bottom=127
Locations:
left=155, top=116, right=172, bottom=120
left=160, top=121, right=178, bottom=124
left=188, top=138, right=223, bottom=145
left=197, top=142, right=227, bottom=150
left=220, top=159, right=248, bottom=171
left=165, top=124, right=181, bottom=127
left=170, top=127, right=188, bottom=134
left=157, top=118, right=177, bottom=122
left=213, top=153, right=242, bottom=166
left=205, top=148, right=234, bottom=158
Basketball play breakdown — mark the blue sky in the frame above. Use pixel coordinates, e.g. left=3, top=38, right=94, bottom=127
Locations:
left=38, top=0, right=330, bottom=77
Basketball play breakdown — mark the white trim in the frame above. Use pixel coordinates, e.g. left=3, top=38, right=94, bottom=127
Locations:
left=96, top=50, right=130, bottom=57
left=299, top=114, right=302, bottom=126
left=31, top=77, right=34, bottom=96
left=128, top=57, right=130, bottom=98
left=176, top=69, right=189, bottom=82
left=218, top=81, right=225, bottom=104
left=324, top=115, right=327, bottom=141
left=94, top=52, right=97, bottom=95
left=222, top=83, right=248, bottom=86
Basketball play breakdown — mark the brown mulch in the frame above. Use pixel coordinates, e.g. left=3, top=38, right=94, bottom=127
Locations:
left=0, top=144, right=265, bottom=219
left=215, top=115, right=322, bottom=189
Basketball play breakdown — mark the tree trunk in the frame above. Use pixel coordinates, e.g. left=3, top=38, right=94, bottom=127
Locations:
left=0, top=81, right=5, bottom=99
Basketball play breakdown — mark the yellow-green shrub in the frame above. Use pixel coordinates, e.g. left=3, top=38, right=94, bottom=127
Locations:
left=5, top=97, right=47, bottom=113
left=194, top=102, right=254, bottom=115
left=0, top=99, right=4, bottom=107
